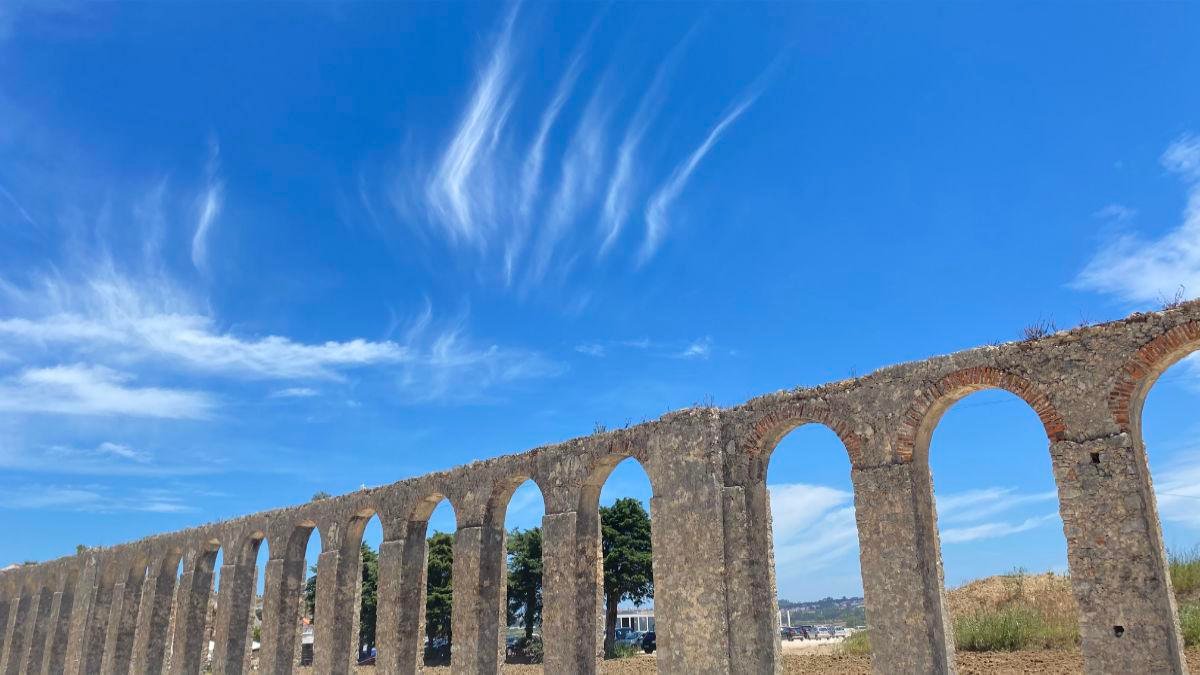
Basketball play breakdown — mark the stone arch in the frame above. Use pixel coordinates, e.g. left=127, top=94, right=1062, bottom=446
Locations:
left=741, top=407, right=864, bottom=468
left=1108, top=321, right=1200, bottom=435
left=895, top=365, right=1067, bottom=464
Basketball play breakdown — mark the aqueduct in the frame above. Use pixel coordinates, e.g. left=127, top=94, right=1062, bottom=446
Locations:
left=2, top=301, right=1199, bottom=674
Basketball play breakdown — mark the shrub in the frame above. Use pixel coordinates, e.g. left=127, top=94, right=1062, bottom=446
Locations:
left=838, top=630, right=871, bottom=655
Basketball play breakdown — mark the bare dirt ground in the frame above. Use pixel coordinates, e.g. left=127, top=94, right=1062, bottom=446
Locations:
left=414, top=647, right=1200, bottom=673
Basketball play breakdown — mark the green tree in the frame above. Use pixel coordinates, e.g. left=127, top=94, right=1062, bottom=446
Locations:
left=304, top=564, right=317, bottom=619
left=311, top=491, right=332, bottom=501
left=601, top=498, right=653, bottom=656
left=506, top=527, right=543, bottom=639
left=426, top=532, right=454, bottom=644
left=359, top=541, right=379, bottom=654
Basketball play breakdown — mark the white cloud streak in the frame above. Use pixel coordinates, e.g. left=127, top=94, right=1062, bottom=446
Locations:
left=425, top=5, right=520, bottom=248
left=0, top=270, right=408, bottom=381
left=1075, top=134, right=1200, bottom=304
left=191, top=137, right=223, bottom=272
left=940, top=513, right=1059, bottom=544
left=599, top=26, right=698, bottom=256
left=641, top=92, right=760, bottom=264
left=676, top=336, right=712, bottom=360
left=0, top=364, right=214, bottom=419
left=0, top=484, right=199, bottom=513
left=769, top=483, right=859, bottom=572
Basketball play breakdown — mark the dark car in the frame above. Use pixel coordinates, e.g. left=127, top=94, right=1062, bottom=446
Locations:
left=780, top=626, right=798, bottom=641
left=641, top=631, right=656, bottom=654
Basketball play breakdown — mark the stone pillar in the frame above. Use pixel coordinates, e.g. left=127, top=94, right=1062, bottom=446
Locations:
left=132, top=564, right=178, bottom=675
left=1052, top=428, right=1186, bottom=673
left=644, top=454, right=733, bottom=674
left=211, top=557, right=258, bottom=675
left=572, top=506, right=604, bottom=674
left=169, top=551, right=217, bottom=675
left=721, top=480, right=780, bottom=673
left=450, top=526, right=484, bottom=675
left=312, top=549, right=345, bottom=673
left=540, top=511, right=581, bottom=673
left=22, top=587, right=53, bottom=674
left=101, top=569, right=146, bottom=675
left=374, top=538, right=405, bottom=675
left=259, top=554, right=304, bottom=675
left=475, top=519, right=507, bottom=674
left=76, top=573, right=115, bottom=675
left=0, top=592, right=12, bottom=668
left=852, top=462, right=955, bottom=674
left=44, top=582, right=75, bottom=675
left=394, top=524, right=429, bottom=674
left=0, top=593, right=30, bottom=675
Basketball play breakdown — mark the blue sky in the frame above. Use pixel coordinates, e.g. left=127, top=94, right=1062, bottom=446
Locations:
left=2, top=2, right=1200, bottom=604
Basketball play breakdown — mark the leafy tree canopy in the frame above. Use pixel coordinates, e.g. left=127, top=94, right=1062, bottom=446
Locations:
left=507, top=527, right=543, bottom=638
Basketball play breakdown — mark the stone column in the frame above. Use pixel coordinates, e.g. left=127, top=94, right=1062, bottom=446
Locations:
left=0, top=593, right=30, bottom=675
left=76, top=573, right=115, bottom=675
left=720, top=480, right=780, bottom=673
left=0, top=591, right=12, bottom=668
left=211, top=557, right=258, bottom=675
left=169, top=551, right=217, bottom=675
left=474, top=519, right=507, bottom=675
left=44, top=582, right=75, bottom=675
left=1052, top=427, right=1186, bottom=672
left=132, top=564, right=178, bottom=675
left=644, top=454, right=733, bottom=674
left=258, top=554, right=304, bottom=675
left=22, top=587, right=53, bottom=674
left=99, top=579, right=129, bottom=674
left=852, top=462, right=955, bottom=675
left=374, top=538, right=405, bottom=675
left=539, top=511, right=580, bottom=673
left=450, top=526, right=484, bottom=675
left=572, top=506, right=604, bottom=674
left=312, top=549, right=346, bottom=673
left=394, top=523, right=429, bottom=674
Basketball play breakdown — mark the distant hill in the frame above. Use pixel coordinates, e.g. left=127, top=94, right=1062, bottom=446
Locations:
left=778, top=596, right=865, bottom=626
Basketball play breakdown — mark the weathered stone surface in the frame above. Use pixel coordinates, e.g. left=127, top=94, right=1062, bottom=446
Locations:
left=2, top=301, right=1199, bottom=674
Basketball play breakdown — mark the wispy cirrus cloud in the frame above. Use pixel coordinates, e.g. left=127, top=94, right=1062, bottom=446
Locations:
left=1075, top=134, right=1200, bottom=305
left=377, top=7, right=770, bottom=293
left=271, top=387, right=319, bottom=398
left=769, top=483, right=859, bottom=572
left=936, top=486, right=1060, bottom=544
left=0, top=364, right=214, bottom=419
left=190, top=137, right=223, bottom=272
left=0, top=483, right=199, bottom=514
left=641, top=90, right=762, bottom=264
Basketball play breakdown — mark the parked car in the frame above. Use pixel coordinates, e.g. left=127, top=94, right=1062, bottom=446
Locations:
left=615, top=627, right=642, bottom=647
left=641, top=631, right=656, bottom=654
left=800, top=625, right=818, bottom=640
left=780, top=626, right=798, bottom=641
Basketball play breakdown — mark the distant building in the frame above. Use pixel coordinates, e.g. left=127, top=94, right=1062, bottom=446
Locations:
left=617, top=606, right=654, bottom=632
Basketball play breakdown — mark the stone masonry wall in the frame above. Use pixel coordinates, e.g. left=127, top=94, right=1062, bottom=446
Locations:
left=2, top=301, right=1200, bottom=674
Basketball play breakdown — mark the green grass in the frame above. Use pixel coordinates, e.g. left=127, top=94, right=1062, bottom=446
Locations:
left=1179, top=603, right=1200, bottom=647
left=607, top=643, right=641, bottom=659
left=953, top=605, right=1078, bottom=652
left=1170, top=546, right=1200, bottom=599
left=838, top=630, right=871, bottom=656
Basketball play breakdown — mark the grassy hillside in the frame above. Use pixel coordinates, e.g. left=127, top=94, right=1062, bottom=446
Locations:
left=841, top=547, right=1200, bottom=654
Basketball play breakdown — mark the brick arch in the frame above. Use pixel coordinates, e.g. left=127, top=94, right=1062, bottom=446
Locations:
left=740, top=407, right=863, bottom=467
left=1109, top=321, right=1200, bottom=433
left=895, top=365, right=1067, bottom=463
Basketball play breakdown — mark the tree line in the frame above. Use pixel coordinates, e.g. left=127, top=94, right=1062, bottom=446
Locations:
left=302, top=497, right=653, bottom=661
